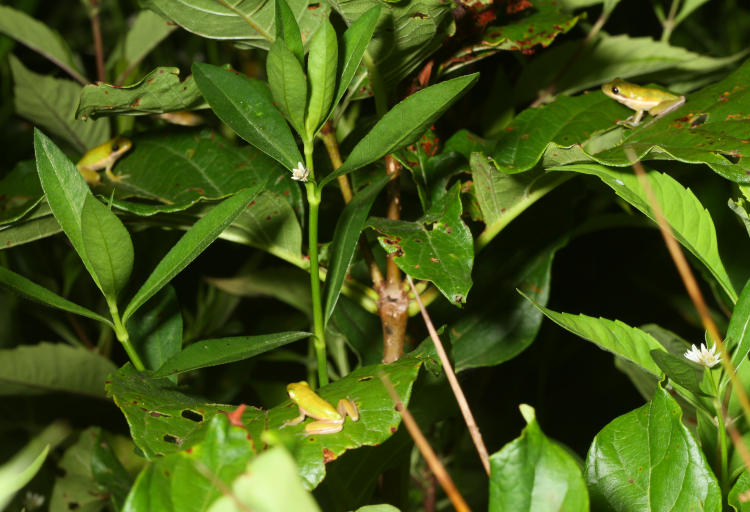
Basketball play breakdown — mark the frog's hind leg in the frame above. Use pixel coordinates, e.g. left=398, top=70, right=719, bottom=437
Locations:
left=337, top=398, right=359, bottom=421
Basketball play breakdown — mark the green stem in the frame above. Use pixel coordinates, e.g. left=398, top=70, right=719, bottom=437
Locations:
left=304, top=141, right=328, bottom=387
left=709, top=372, right=729, bottom=495
left=109, top=301, right=145, bottom=371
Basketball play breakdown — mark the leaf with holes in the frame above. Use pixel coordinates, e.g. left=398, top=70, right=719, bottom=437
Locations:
left=369, top=183, right=473, bottom=305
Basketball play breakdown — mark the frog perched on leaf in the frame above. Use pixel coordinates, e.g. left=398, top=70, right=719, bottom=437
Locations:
left=601, top=78, right=685, bottom=127
left=76, top=136, right=131, bottom=184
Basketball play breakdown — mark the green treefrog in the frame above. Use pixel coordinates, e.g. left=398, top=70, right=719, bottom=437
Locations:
left=282, top=381, right=359, bottom=435
left=601, top=78, right=685, bottom=127
left=76, top=136, right=132, bottom=184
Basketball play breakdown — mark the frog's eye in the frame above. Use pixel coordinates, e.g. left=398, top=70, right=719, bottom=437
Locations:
left=611, top=86, right=619, bottom=95
left=112, top=143, right=120, bottom=151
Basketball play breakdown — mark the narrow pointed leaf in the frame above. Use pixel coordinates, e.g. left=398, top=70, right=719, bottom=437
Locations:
left=81, top=195, right=134, bottom=301
left=726, top=278, right=750, bottom=371
left=275, top=0, right=303, bottom=63
left=152, top=331, right=310, bottom=378
left=323, top=73, right=479, bottom=185
left=123, top=187, right=258, bottom=322
left=305, top=19, right=338, bottom=138
left=0, top=266, right=111, bottom=326
left=324, top=173, right=390, bottom=325
left=192, top=62, right=302, bottom=170
left=585, top=386, right=721, bottom=511
left=333, top=6, right=381, bottom=108
left=267, top=40, right=308, bottom=137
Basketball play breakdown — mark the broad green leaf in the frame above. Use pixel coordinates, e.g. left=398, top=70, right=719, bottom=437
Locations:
left=324, top=73, right=479, bottom=185
left=674, top=0, right=711, bottom=28
left=439, top=0, right=580, bottom=76
left=369, top=183, right=473, bottom=305
left=192, top=63, right=302, bottom=170
left=107, top=11, right=177, bottom=82
left=152, top=331, right=310, bottom=378
left=471, top=154, right=571, bottom=247
left=323, top=173, right=391, bottom=325
left=0, top=206, right=63, bottom=250
left=127, top=286, right=182, bottom=377
left=50, top=427, right=112, bottom=512
left=585, top=386, right=721, bottom=511
left=81, top=195, right=134, bottom=301
left=208, top=448, right=321, bottom=512
left=0, top=5, right=85, bottom=83
left=15, top=58, right=109, bottom=153
left=275, top=0, right=303, bottom=63
left=0, top=160, right=43, bottom=225
left=729, top=471, right=750, bottom=512
left=122, top=414, right=256, bottom=512
left=77, top=67, right=205, bottom=119
left=108, top=131, right=302, bottom=213
left=489, top=404, right=589, bottom=511
left=726, top=278, right=750, bottom=371
left=267, top=40, right=308, bottom=136
left=0, top=421, right=70, bottom=511
left=332, top=0, right=453, bottom=96
left=122, top=187, right=258, bottom=323
left=91, top=430, right=134, bottom=510
left=0, top=342, right=117, bottom=397
left=591, top=59, right=750, bottom=183
left=0, top=266, right=111, bottom=325
left=34, top=129, right=102, bottom=286
left=515, top=33, right=746, bottom=102
left=650, top=350, right=705, bottom=397
left=333, top=6, right=381, bottom=108
left=551, top=164, right=737, bottom=302
left=524, top=294, right=666, bottom=376
left=305, top=19, right=338, bottom=138
left=141, top=0, right=329, bottom=51
left=451, top=241, right=564, bottom=372
left=490, top=92, right=625, bottom=175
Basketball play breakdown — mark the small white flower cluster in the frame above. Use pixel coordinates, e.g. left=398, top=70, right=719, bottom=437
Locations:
left=291, top=162, right=309, bottom=182
left=684, top=343, right=720, bottom=368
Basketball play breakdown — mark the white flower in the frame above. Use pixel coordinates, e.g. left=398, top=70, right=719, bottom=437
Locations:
left=684, top=343, right=720, bottom=368
left=291, top=162, right=309, bottom=182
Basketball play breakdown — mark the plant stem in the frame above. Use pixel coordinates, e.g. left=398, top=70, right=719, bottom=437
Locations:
left=709, top=373, right=729, bottom=495
left=661, top=0, right=681, bottom=42
left=109, top=301, right=145, bottom=371
left=304, top=141, right=328, bottom=386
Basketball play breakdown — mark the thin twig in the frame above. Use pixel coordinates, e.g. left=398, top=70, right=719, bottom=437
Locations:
left=407, top=275, right=491, bottom=475
left=89, top=1, right=106, bottom=83
left=378, top=372, right=472, bottom=512
left=625, top=148, right=750, bottom=473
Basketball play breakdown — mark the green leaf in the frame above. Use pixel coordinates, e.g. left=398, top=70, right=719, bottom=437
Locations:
left=123, top=187, right=258, bottom=323
left=92, top=430, right=134, bottom=510
left=334, top=6, right=381, bottom=108
left=207, top=447, right=321, bottom=512
left=123, top=414, right=256, bottom=511
left=0, top=342, right=117, bottom=397
left=726, top=278, right=750, bottom=371
left=729, top=471, right=750, bottom=512
left=141, top=0, right=329, bottom=51
left=0, top=421, right=70, bottom=510
left=127, top=286, right=182, bottom=377
left=489, top=404, right=589, bottom=511
left=551, top=164, right=737, bottom=302
left=107, top=11, right=177, bottom=82
left=0, top=160, right=43, bottom=225
left=15, top=58, right=109, bottom=153
left=524, top=293, right=666, bottom=376
left=585, top=386, right=721, bottom=511
left=323, top=73, right=479, bottom=185
left=152, top=331, right=310, bottom=378
left=192, top=62, right=302, bottom=170
left=267, top=40, right=308, bottom=137
left=324, top=173, right=390, bottom=325
left=0, top=266, right=111, bottom=325
left=0, top=206, right=63, bottom=250
left=81, top=195, right=134, bottom=301
left=0, top=5, right=85, bottom=83
left=77, top=67, right=205, bottom=119
left=34, top=129, right=103, bottom=286
left=369, top=183, right=473, bottom=305
left=110, top=131, right=302, bottom=213
left=305, top=19, right=338, bottom=138
left=650, top=350, right=705, bottom=397
left=275, top=0, right=303, bottom=63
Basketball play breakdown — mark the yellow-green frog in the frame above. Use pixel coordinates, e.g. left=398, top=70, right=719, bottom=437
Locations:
left=76, top=136, right=132, bottom=184
left=601, top=78, right=685, bottom=127
left=282, top=381, right=359, bottom=435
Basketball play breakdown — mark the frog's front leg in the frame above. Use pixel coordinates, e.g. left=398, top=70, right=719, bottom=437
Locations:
left=282, top=406, right=307, bottom=428
left=619, top=109, right=646, bottom=127
left=105, top=164, right=127, bottom=183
